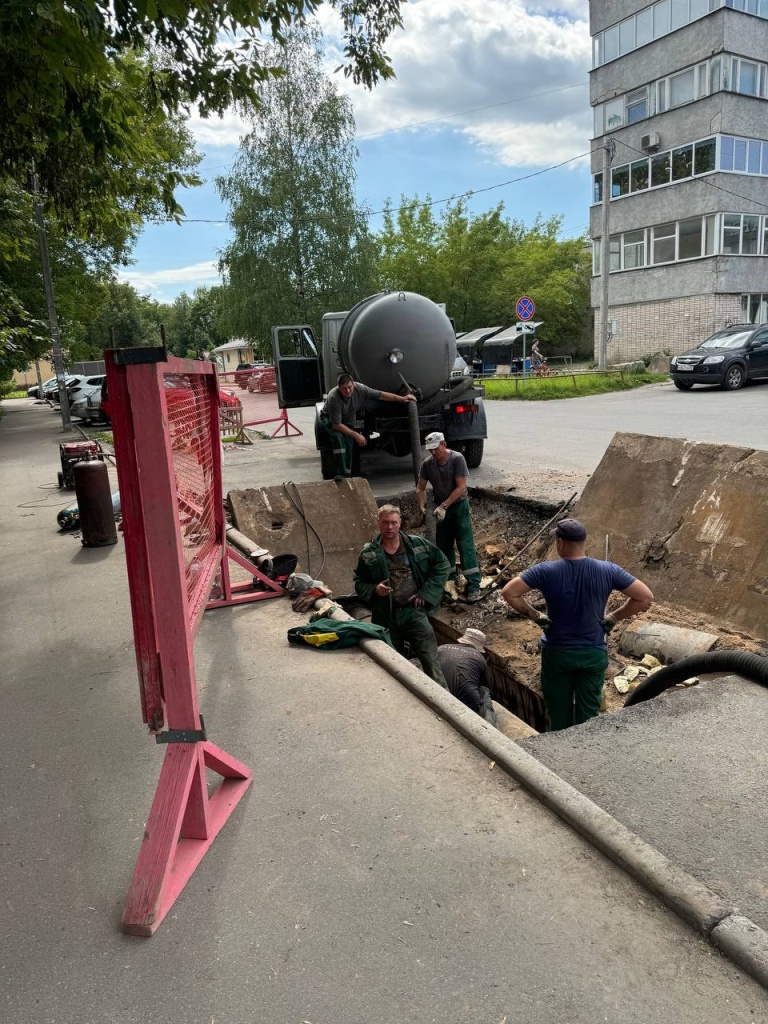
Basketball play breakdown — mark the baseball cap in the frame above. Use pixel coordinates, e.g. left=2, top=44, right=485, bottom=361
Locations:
left=457, top=628, right=486, bottom=653
left=552, top=518, right=587, bottom=541
left=425, top=431, right=445, bottom=450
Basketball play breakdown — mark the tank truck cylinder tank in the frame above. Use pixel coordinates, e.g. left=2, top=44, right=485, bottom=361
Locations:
left=337, top=291, right=456, bottom=397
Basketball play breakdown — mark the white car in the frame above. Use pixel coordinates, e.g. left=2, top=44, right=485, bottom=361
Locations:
left=68, top=375, right=107, bottom=420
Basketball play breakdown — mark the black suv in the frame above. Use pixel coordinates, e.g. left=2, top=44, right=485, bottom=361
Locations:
left=670, top=324, right=768, bottom=391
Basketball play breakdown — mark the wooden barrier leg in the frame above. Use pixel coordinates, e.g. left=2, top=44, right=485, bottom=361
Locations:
left=121, top=743, right=252, bottom=937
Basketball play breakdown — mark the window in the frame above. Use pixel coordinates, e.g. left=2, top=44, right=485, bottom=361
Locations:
left=743, top=216, right=760, bottom=254
left=705, top=215, right=717, bottom=254
left=671, top=145, right=693, bottom=180
left=593, top=173, right=603, bottom=203
left=619, top=18, right=635, bottom=54
left=612, top=165, right=630, bottom=197
left=604, top=24, right=619, bottom=62
left=694, top=138, right=716, bottom=174
left=626, top=87, right=648, bottom=122
left=709, top=58, right=721, bottom=94
left=592, top=238, right=601, bottom=275
left=740, top=61, right=759, bottom=95
left=678, top=218, right=703, bottom=259
left=734, top=138, right=747, bottom=171
left=609, top=237, right=621, bottom=273
left=696, top=63, right=708, bottom=98
left=654, top=0, right=670, bottom=38
left=657, top=79, right=667, bottom=112
left=690, top=0, right=709, bottom=14
left=763, top=145, right=768, bottom=174
left=670, top=68, right=695, bottom=106
left=636, top=7, right=654, bottom=44
left=671, top=0, right=688, bottom=29
left=623, top=230, right=646, bottom=269
left=605, top=97, right=624, bottom=130
left=631, top=159, right=650, bottom=191
left=651, top=152, right=671, bottom=186
left=652, top=222, right=676, bottom=264
left=748, top=140, right=761, bottom=173
left=764, top=219, right=768, bottom=253
left=742, top=294, right=768, bottom=324
left=723, top=215, right=742, bottom=254
left=721, top=135, right=734, bottom=170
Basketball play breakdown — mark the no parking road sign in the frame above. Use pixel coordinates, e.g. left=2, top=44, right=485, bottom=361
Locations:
left=516, top=296, right=535, bottom=321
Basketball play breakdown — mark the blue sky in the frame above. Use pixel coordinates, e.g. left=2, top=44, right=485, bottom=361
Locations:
left=120, top=0, right=594, bottom=303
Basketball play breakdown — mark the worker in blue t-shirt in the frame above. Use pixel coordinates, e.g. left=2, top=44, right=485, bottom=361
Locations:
left=501, top=518, right=654, bottom=731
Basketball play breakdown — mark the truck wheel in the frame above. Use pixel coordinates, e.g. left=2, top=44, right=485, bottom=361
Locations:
left=464, top=439, right=484, bottom=468
left=320, top=448, right=336, bottom=480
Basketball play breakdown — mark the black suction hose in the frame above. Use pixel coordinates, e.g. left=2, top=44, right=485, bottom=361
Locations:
left=623, top=650, right=768, bottom=707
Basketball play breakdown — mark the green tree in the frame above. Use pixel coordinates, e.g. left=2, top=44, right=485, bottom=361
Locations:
left=218, top=23, right=378, bottom=341
left=1, top=2, right=403, bottom=225
left=165, top=287, right=228, bottom=360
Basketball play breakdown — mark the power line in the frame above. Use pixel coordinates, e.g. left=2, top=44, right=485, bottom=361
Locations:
left=364, top=151, right=592, bottom=217
left=178, top=149, right=594, bottom=224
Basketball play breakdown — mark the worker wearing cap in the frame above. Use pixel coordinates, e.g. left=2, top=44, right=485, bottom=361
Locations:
left=500, top=518, right=654, bottom=731
left=416, top=431, right=482, bottom=602
left=437, top=628, right=496, bottom=724
left=320, top=372, right=416, bottom=479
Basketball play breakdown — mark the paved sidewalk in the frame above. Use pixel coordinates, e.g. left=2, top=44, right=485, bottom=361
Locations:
left=1, top=399, right=766, bottom=1023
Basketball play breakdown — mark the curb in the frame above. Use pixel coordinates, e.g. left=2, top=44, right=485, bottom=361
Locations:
left=315, top=605, right=768, bottom=991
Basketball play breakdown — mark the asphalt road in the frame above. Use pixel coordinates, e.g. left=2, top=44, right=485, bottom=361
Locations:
left=223, top=379, right=768, bottom=502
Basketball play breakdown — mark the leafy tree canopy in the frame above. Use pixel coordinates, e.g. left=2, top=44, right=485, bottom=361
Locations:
left=218, top=23, right=378, bottom=343
left=0, top=1, right=403, bottom=224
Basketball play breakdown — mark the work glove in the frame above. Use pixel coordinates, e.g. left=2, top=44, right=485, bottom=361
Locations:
left=533, top=613, right=551, bottom=632
left=601, top=613, right=618, bottom=633
left=434, top=506, right=446, bottom=523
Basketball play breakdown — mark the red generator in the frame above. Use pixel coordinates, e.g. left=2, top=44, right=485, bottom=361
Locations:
left=58, top=440, right=103, bottom=489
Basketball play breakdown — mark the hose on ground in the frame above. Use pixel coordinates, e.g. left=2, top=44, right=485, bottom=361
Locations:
left=623, top=650, right=768, bottom=707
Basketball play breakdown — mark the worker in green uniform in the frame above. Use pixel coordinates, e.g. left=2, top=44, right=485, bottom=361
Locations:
left=320, top=372, right=416, bottom=479
left=416, top=431, right=482, bottom=601
left=353, top=504, right=450, bottom=686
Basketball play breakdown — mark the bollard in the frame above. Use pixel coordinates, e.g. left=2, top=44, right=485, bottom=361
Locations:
left=73, top=458, right=118, bottom=547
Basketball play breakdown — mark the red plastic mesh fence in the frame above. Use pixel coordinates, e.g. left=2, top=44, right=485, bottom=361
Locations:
left=163, top=371, right=219, bottom=621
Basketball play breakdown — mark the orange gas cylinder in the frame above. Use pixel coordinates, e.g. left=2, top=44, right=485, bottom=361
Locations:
left=73, top=457, right=118, bottom=547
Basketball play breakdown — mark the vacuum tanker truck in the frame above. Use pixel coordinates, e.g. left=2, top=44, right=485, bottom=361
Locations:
left=270, top=291, right=487, bottom=480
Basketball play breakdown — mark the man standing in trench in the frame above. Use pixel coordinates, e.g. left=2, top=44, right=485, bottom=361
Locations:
left=354, top=504, right=450, bottom=687
left=501, top=518, right=654, bottom=731
left=320, top=372, right=416, bottom=479
left=416, top=431, right=482, bottom=601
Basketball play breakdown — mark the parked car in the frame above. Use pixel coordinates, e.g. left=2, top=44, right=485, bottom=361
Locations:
left=670, top=324, right=768, bottom=391
left=44, top=375, right=80, bottom=402
left=67, top=376, right=106, bottom=419
left=27, top=377, right=57, bottom=399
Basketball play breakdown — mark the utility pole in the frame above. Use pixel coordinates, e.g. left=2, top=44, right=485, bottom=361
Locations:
left=598, top=138, right=615, bottom=372
left=31, top=167, right=71, bottom=430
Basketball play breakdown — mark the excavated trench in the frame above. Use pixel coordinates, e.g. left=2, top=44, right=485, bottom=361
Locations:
left=380, top=486, right=767, bottom=734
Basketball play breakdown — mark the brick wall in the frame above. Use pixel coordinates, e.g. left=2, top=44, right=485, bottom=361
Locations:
left=594, top=293, right=743, bottom=362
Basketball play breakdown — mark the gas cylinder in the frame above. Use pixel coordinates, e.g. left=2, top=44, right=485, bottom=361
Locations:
left=73, top=457, right=118, bottom=547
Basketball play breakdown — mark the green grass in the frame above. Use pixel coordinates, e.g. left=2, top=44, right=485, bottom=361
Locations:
left=481, top=371, right=667, bottom=401
left=1, top=390, right=28, bottom=400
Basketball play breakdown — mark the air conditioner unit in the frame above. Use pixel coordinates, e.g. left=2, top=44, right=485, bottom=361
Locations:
left=640, top=131, right=660, bottom=151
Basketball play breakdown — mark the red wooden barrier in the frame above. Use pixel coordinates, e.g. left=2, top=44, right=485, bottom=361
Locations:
left=106, top=348, right=282, bottom=936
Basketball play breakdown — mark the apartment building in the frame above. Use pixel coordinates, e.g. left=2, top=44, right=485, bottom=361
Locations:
left=589, top=0, right=768, bottom=360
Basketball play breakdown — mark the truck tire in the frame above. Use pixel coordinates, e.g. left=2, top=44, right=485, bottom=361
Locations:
left=320, top=448, right=336, bottom=480
left=464, top=439, right=484, bottom=469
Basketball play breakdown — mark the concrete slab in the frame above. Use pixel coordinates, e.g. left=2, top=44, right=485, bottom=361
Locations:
left=3, top=400, right=768, bottom=1022
left=522, top=676, right=768, bottom=933
left=573, top=432, right=768, bottom=637
left=228, top=478, right=379, bottom=594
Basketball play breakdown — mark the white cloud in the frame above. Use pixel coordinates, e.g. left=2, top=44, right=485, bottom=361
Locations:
left=118, top=261, right=221, bottom=296
left=188, top=109, right=250, bottom=148
left=331, top=0, right=592, bottom=167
